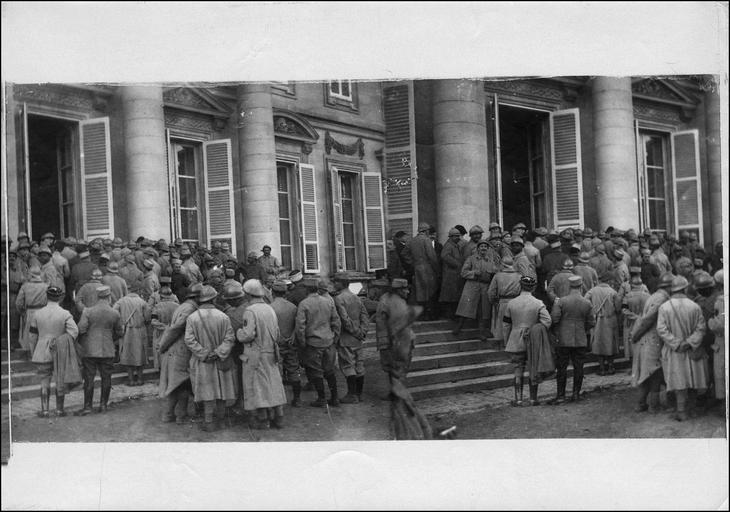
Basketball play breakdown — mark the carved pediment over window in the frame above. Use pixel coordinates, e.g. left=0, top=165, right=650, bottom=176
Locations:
left=163, top=86, right=232, bottom=130
left=272, top=109, right=319, bottom=151
left=631, top=78, right=699, bottom=121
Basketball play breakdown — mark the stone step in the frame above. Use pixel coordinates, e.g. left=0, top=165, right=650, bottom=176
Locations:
left=1, top=349, right=29, bottom=362
left=1, top=367, right=160, bottom=403
left=364, top=319, right=478, bottom=338
left=413, top=338, right=497, bottom=356
left=407, top=360, right=514, bottom=388
left=409, top=358, right=631, bottom=400
left=1, top=359, right=35, bottom=374
left=410, top=349, right=505, bottom=372
left=2, top=364, right=159, bottom=390
left=364, top=329, right=484, bottom=350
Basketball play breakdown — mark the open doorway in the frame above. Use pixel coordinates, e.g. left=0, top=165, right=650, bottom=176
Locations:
left=26, top=114, right=79, bottom=240
left=498, top=105, right=549, bottom=231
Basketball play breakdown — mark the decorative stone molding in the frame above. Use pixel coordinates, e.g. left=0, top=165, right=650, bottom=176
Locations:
left=164, top=110, right=214, bottom=133
left=163, top=86, right=231, bottom=130
left=324, top=131, right=365, bottom=159
left=272, top=109, right=319, bottom=155
left=632, top=79, right=681, bottom=101
left=14, top=84, right=96, bottom=112
left=633, top=100, right=682, bottom=125
left=484, top=79, right=564, bottom=102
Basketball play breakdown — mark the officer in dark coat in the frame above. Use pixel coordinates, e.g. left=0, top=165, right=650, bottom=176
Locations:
left=549, top=275, right=596, bottom=404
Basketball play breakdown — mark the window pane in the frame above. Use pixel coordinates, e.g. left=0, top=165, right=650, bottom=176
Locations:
left=340, top=175, right=353, bottom=199
left=179, top=177, right=197, bottom=207
left=345, top=248, right=356, bottom=271
left=281, top=247, right=292, bottom=271
left=277, top=166, right=289, bottom=192
left=279, top=219, right=291, bottom=245
left=278, top=193, right=289, bottom=218
left=341, top=80, right=351, bottom=98
left=330, top=81, right=340, bottom=95
left=647, top=168, right=665, bottom=198
left=645, top=137, right=663, bottom=167
left=343, top=224, right=355, bottom=246
left=180, top=209, right=199, bottom=240
left=342, top=198, right=354, bottom=223
left=63, top=205, right=75, bottom=237
left=177, top=146, right=196, bottom=177
left=648, top=199, right=666, bottom=230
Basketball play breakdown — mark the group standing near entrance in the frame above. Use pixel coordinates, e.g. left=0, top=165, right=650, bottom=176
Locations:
left=0, top=222, right=725, bottom=435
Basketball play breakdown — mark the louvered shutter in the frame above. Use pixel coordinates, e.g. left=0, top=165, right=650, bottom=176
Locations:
left=21, top=102, right=32, bottom=237
left=165, top=129, right=178, bottom=241
left=634, top=120, right=647, bottom=231
left=361, top=171, right=387, bottom=270
left=671, top=130, right=703, bottom=246
left=80, top=117, right=114, bottom=239
left=203, top=139, right=236, bottom=253
left=383, top=82, right=418, bottom=235
left=330, top=167, right=345, bottom=271
left=298, top=163, right=320, bottom=273
left=550, top=108, right=584, bottom=229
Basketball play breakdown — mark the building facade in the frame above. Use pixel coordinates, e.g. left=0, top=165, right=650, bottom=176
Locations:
left=3, top=76, right=723, bottom=277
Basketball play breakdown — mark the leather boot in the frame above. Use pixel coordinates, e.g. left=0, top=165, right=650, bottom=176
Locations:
left=325, top=373, right=340, bottom=407
left=452, top=317, right=465, bottom=336
left=479, top=320, right=494, bottom=342
left=75, top=384, right=94, bottom=416
left=309, top=378, right=327, bottom=407
left=126, top=368, right=135, bottom=387
left=598, top=359, right=606, bottom=376
left=673, top=390, right=689, bottom=421
left=647, top=391, right=660, bottom=414
left=529, top=382, right=540, bottom=406
left=569, top=372, right=584, bottom=402
left=55, top=393, right=66, bottom=417
left=175, top=390, right=190, bottom=424
left=355, top=376, right=364, bottom=401
left=162, top=395, right=177, bottom=422
left=607, top=359, right=616, bottom=375
left=549, top=373, right=567, bottom=405
left=37, top=388, right=50, bottom=418
left=290, top=382, right=302, bottom=407
left=271, top=413, right=284, bottom=429
left=98, top=379, right=111, bottom=413
left=511, top=373, right=524, bottom=406
left=340, top=376, right=359, bottom=404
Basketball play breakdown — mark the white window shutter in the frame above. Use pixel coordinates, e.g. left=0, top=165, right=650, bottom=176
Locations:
left=80, top=117, right=114, bottom=239
left=330, top=167, right=344, bottom=271
left=361, top=171, right=387, bottom=270
left=203, top=139, right=236, bottom=254
left=383, top=81, right=418, bottom=236
left=671, top=130, right=703, bottom=246
left=165, top=129, right=178, bottom=242
left=299, top=163, right=320, bottom=273
left=550, top=108, right=584, bottom=229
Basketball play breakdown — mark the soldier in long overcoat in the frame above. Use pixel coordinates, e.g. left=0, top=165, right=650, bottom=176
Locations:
left=236, top=279, right=288, bottom=429
left=184, top=285, right=237, bottom=432
left=629, top=272, right=674, bottom=413
left=503, top=276, right=552, bottom=406
left=618, top=270, right=650, bottom=363
left=454, top=240, right=498, bottom=340
left=16, top=266, right=48, bottom=353
left=158, top=284, right=201, bottom=424
left=114, top=287, right=151, bottom=386
left=549, top=275, right=595, bottom=404
left=333, top=274, right=370, bottom=404
left=400, top=222, right=440, bottom=320
left=585, top=275, right=622, bottom=375
left=487, top=256, right=521, bottom=347
left=28, top=286, right=79, bottom=417
left=270, top=280, right=302, bottom=406
left=574, top=252, right=599, bottom=295
left=75, top=269, right=104, bottom=315
left=438, top=228, right=465, bottom=319
left=119, top=254, right=144, bottom=294
left=656, top=275, right=709, bottom=421
left=546, top=259, right=577, bottom=306
left=101, top=262, right=128, bottom=305
left=150, top=285, right=179, bottom=372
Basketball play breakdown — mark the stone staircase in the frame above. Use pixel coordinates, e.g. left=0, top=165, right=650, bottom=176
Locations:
left=365, top=319, right=630, bottom=401
left=1, top=348, right=159, bottom=403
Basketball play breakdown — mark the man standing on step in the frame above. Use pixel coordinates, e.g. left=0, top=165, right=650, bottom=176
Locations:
left=453, top=240, right=497, bottom=340
left=295, top=278, right=342, bottom=407
left=549, top=276, right=595, bottom=404
left=487, top=256, right=522, bottom=350
left=114, top=285, right=151, bottom=386
left=76, top=285, right=123, bottom=415
left=503, top=276, right=552, bottom=406
left=400, top=222, right=440, bottom=321
left=585, top=274, right=622, bottom=376
left=28, top=286, right=80, bottom=417
left=333, top=274, right=370, bottom=404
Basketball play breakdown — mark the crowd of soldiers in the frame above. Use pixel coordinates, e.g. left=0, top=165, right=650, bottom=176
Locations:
left=1, top=232, right=379, bottom=432
left=387, top=221, right=725, bottom=419
left=1, top=222, right=725, bottom=434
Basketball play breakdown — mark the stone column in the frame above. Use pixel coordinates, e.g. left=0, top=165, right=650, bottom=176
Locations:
left=592, top=77, right=640, bottom=230
left=121, top=86, right=169, bottom=240
left=704, top=85, right=723, bottom=245
left=236, top=84, right=280, bottom=257
left=432, top=79, right=490, bottom=239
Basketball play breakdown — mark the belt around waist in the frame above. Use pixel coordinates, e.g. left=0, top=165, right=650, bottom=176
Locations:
left=26, top=305, right=45, bottom=310
left=499, top=296, right=518, bottom=302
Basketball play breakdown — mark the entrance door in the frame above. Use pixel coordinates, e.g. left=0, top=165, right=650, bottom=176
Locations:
left=496, top=104, right=550, bottom=231
left=26, top=114, right=79, bottom=239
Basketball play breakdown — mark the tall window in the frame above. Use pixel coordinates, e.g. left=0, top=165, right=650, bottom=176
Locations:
left=172, top=141, right=201, bottom=242
left=329, top=80, right=352, bottom=101
left=277, top=163, right=295, bottom=270
left=340, top=173, right=357, bottom=270
left=58, top=128, right=76, bottom=238
left=528, top=121, right=547, bottom=229
left=640, top=133, right=669, bottom=232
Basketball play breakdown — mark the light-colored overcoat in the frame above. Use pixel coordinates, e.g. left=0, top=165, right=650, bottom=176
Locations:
left=630, top=288, right=670, bottom=386
left=114, top=293, right=150, bottom=366
left=158, top=300, right=197, bottom=397
left=656, top=294, right=709, bottom=392
left=503, top=291, right=551, bottom=353
left=584, top=283, right=621, bottom=356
